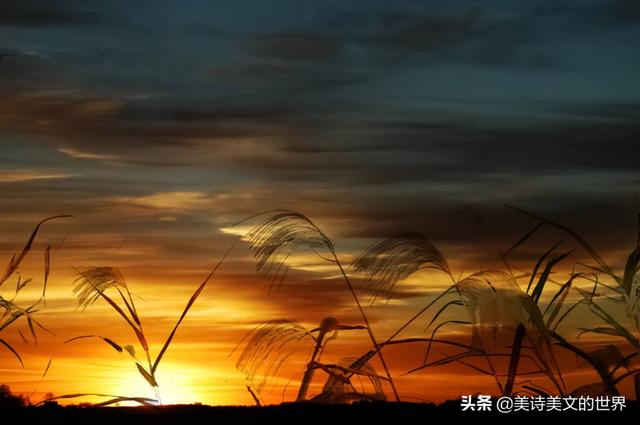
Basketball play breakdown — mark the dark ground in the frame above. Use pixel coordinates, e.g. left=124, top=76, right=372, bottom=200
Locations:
left=2, top=401, right=639, bottom=423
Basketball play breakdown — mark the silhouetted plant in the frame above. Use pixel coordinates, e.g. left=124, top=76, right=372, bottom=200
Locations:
left=236, top=211, right=401, bottom=400
left=508, top=206, right=640, bottom=397
left=0, top=216, right=69, bottom=366
left=233, top=316, right=384, bottom=404
left=56, top=240, right=237, bottom=406
left=351, top=232, right=624, bottom=397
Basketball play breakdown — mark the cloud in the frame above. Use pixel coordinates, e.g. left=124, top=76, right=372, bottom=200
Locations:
left=600, top=0, right=640, bottom=24
left=535, top=0, right=640, bottom=26
left=240, top=5, right=537, bottom=71
left=58, top=147, right=122, bottom=162
left=246, top=32, right=346, bottom=63
left=113, top=191, right=213, bottom=211
left=0, top=169, right=77, bottom=183
left=0, top=0, right=100, bottom=27
left=0, top=0, right=638, bottom=275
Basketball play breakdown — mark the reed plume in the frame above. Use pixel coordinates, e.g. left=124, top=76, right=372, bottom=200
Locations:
left=234, top=319, right=315, bottom=395
left=62, top=238, right=236, bottom=406
left=238, top=210, right=401, bottom=400
left=352, top=233, right=451, bottom=301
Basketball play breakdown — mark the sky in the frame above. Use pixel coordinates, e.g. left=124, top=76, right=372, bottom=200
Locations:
left=1, top=0, right=639, bottom=406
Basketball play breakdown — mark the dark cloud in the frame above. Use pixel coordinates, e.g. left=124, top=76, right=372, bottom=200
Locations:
left=547, top=101, right=640, bottom=122
left=600, top=0, right=640, bottom=24
left=0, top=0, right=99, bottom=27
left=1, top=85, right=639, bottom=185
left=352, top=8, right=531, bottom=64
left=0, top=0, right=639, bottom=275
left=239, top=5, right=540, bottom=75
left=534, top=0, right=640, bottom=28
left=211, top=60, right=371, bottom=93
left=246, top=32, right=345, bottom=63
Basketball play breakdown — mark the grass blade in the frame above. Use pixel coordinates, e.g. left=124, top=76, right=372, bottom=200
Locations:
left=532, top=251, right=572, bottom=304
left=544, top=274, right=580, bottom=327
left=622, top=247, right=640, bottom=296
left=42, top=245, right=51, bottom=302
left=40, top=393, right=156, bottom=406
left=505, top=206, right=616, bottom=280
left=42, top=358, right=52, bottom=377
left=504, top=223, right=544, bottom=258
left=65, top=335, right=124, bottom=353
left=27, top=317, right=37, bottom=345
left=136, top=363, right=158, bottom=387
left=152, top=238, right=238, bottom=374
left=526, top=242, right=562, bottom=294
left=504, top=324, right=526, bottom=396
left=0, top=338, right=23, bottom=366
left=0, top=215, right=72, bottom=287
left=246, top=385, right=261, bottom=406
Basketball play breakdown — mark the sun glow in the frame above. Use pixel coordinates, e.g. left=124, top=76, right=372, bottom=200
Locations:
left=109, top=362, right=205, bottom=406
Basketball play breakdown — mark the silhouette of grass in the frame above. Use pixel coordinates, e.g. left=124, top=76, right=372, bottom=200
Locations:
left=232, top=316, right=381, bottom=403
left=57, top=238, right=238, bottom=406
left=2, top=208, right=639, bottom=406
left=235, top=211, right=401, bottom=400
left=0, top=216, right=70, bottom=366
left=351, top=208, right=640, bottom=398
left=507, top=206, right=640, bottom=397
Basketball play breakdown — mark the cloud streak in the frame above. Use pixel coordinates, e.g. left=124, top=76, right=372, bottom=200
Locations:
left=0, top=169, right=77, bottom=183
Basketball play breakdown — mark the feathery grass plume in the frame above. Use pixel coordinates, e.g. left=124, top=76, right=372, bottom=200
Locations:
left=349, top=228, right=575, bottom=397
left=234, top=319, right=315, bottom=394
left=456, top=270, right=566, bottom=394
left=350, top=232, right=456, bottom=357
left=457, top=271, right=530, bottom=351
left=64, top=239, right=235, bottom=406
left=406, top=268, right=567, bottom=395
left=504, top=223, right=638, bottom=396
left=347, top=232, right=460, bottom=395
left=296, top=317, right=367, bottom=401
left=242, top=211, right=333, bottom=293
left=296, top=317, right=337, bottom=401
left=238, top=210, right=401, bottom=400
left=352, top=233, right=451, bottom=302
left=73, top=267, right=128, bottom=310
left=311, top=357, right=386, bottom=403
left=508, top=206, right=640, bottom=397
left=69, top=266, right=159, bottom=403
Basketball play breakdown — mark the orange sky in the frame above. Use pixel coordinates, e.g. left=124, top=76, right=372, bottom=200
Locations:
left=0, top=216, right=637, bottom=406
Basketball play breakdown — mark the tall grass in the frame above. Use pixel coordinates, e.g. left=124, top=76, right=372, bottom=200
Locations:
left=235, top=210, right=639, bottom=401
left=233, top=316, right=383, bottom=403
left=507, top=206, right=640, bottom=397
left=58, top=239, right=237, bottom=406
left=236, top=211, right=401, bottom=400
left=3, top=209, right=639, bottom=404
left=0, top=216, right=70, bottom=366
left=352, top=227, right=637, bottom=397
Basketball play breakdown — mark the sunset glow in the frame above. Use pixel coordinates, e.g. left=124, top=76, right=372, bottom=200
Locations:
left=1, top=0, right=639, bottom=411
